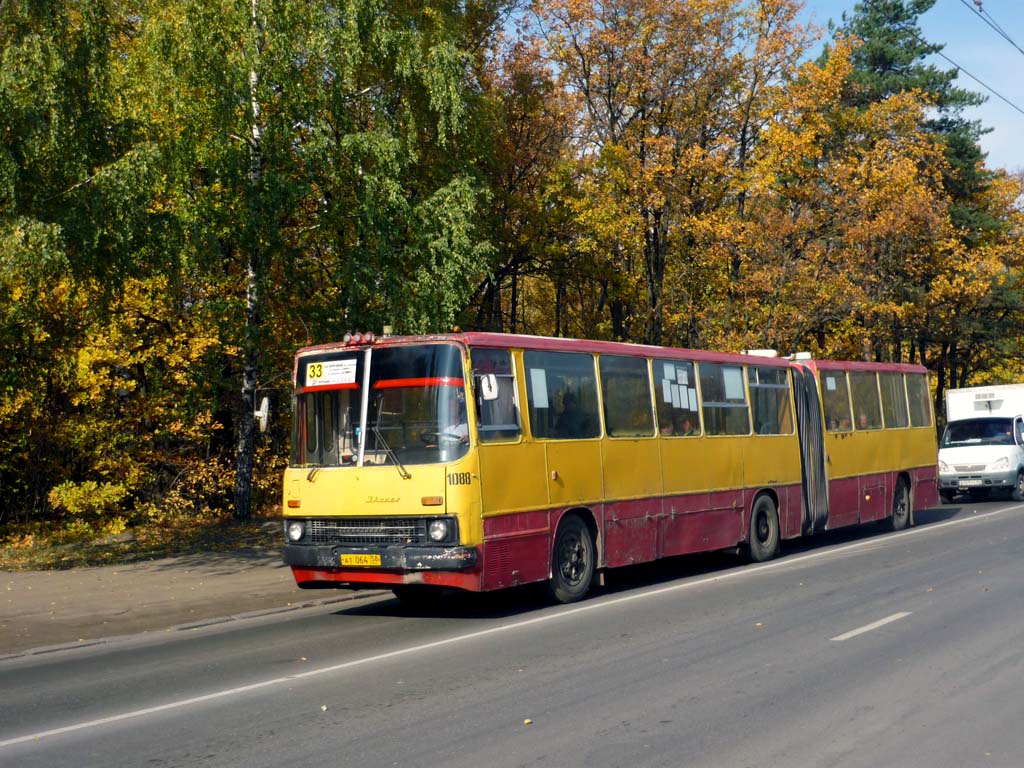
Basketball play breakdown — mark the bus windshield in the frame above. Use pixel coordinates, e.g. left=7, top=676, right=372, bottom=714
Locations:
left=292, top=343, right=469, bottom=467
left=941, top=417, right=1015, bottom=447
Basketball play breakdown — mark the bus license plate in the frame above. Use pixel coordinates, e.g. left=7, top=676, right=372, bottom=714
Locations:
left=341, top=553, right=381, bottom=567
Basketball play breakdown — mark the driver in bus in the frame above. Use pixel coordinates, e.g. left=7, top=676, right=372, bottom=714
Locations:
left=442, top=393, right=469, bottom=443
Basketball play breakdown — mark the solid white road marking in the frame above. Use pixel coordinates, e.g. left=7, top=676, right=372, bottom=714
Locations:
left=830, top=611, right=912, bottom=642
left=1, top=504, right=1019, bottom=750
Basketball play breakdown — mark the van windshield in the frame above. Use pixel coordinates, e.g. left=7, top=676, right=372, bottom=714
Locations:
left=941, top=418, right=1015, bottom=447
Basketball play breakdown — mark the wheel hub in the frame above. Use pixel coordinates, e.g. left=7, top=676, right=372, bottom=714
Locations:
left=560, top=537, right=584, bottom=584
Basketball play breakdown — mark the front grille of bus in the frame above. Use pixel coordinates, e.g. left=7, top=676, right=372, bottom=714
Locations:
left=308, top=518, right=427, bottom=546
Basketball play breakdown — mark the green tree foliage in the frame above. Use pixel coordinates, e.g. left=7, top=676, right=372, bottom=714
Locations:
left=129, top=0, right=504, bottom=519
left=1, top=0, right=504, bottom=528
left=1, top=0, right=1021, bottom=536
left=0, top=223, right=82, bottom=520
left=827, top=0, right=980, bottom=110
left=0, top=0, right=167, bottom=525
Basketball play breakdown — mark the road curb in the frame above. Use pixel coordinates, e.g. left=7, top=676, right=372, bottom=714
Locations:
left=0, top=590, right=388, bottom=662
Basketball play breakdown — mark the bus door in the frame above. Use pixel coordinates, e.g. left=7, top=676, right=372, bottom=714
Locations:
left=792, top=365, right=829, bottom=534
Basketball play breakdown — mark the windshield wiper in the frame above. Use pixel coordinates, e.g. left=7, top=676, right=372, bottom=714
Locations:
left=372, top=425, right=411, bottom=480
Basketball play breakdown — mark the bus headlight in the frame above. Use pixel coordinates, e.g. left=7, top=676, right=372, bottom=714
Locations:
left=428, top=519, right=450, bottom=542
left=286, top=521, right=306, bottom=542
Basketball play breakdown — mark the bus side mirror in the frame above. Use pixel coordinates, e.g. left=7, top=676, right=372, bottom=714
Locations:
left=254, top=396, right=270, bottom=433
left=479, top=374, right=499, bottom=401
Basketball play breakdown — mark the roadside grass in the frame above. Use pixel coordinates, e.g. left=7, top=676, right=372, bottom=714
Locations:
left=0, top=511, right=282, bottom=571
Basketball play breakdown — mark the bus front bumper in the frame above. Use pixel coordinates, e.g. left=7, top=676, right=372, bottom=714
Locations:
left=282, top=544, right=479, bottom=571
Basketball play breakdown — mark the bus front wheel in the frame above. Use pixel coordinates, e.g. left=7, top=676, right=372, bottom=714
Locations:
left=747, top=495, right=780, bottom=562
left=546, top=514, right=595, bottom=604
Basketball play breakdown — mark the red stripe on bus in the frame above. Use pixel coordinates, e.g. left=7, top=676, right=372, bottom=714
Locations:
left=373, top=377, right=464, bottom=389
left=298, top=382, right=359, bottom=393
left=290, top=567, right=481, bottom=592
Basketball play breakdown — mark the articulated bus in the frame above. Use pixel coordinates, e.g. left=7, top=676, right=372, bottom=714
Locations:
left=281, top=333, right=939, bottom=603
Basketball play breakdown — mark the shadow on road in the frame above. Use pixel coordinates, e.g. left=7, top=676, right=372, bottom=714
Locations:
left=331, top=502, right=984, bottom=622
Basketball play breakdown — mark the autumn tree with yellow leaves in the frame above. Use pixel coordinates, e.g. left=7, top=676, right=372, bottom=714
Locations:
left=2, top=0, right=1022, bottom=538
left=532, top=0, right=749, bottom=344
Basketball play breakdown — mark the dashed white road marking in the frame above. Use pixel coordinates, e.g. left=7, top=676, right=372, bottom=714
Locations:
left=830, top=611, right=912, bottom=642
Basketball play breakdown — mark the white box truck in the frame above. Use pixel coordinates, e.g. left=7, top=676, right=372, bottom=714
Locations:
left=939, top=384, right=1024, bottom=502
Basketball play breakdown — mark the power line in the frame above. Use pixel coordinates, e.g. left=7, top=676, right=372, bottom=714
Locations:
left=955, top=0, right=1024, bottom=59
left=935, top=51, right=1024, bottom=117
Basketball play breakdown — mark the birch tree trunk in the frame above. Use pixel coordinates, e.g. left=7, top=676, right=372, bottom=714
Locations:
left=233, top=0, right=263, bottom=521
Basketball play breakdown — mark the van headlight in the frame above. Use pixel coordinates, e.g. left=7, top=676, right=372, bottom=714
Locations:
left=286, top=521, right=306, bottom=542
left=428, top=519, right=450, bottom=542
left=989, top=456, right=1010, bottom=471
left=939, top=460, right=950, bottom=473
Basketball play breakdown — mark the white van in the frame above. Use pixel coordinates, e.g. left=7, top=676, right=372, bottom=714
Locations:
left=939, top=385, right=1024, bottom=502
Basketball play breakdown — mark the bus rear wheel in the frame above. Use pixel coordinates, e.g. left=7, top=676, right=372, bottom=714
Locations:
left=747, top=495, right=780, bottom=562
left=886, top=478, right=910, bottom=531
left=546, top=514, right=595, bottom=604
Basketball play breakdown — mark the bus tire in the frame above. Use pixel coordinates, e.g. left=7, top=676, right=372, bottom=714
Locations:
left=886, top=478, right=910, bottom=531
left=1011, top=471, right=1024, bottom=502
left=546, top=514, right=595, bottom=604
left=747, top=495, right=780, bottom=563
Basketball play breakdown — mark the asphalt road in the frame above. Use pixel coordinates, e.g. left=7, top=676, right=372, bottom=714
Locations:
left=2, top=500, right=1023, bottom=768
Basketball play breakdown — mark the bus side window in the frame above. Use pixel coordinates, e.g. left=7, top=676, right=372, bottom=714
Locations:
left=471, top=348, right=521, bottom=442
left=821, top=373, right=852, bottom=432
left=849, top=371, right=882, bottom=430
left=600, top=355, right=654, bottom=437
left=655, top=359, right=700, bottom=436
left=699, top=363, right=750, bottom=436
left=880, top=372, right=909, bottom=428
left=524, top=351, right=600, bottom=440
left=906, top=373, right=932, bottom=427
left=748, top=366, right=793, bottom=435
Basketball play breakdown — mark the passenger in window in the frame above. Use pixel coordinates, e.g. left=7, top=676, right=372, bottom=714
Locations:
left=857, top=413, right=870, bottom=430
left=556, top=391, right=589, bottom=438
left=678, top=416, right=697, bottom=436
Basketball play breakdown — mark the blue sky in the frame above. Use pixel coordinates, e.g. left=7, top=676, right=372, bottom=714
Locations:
left=802, top=1, right=1023, bottom=172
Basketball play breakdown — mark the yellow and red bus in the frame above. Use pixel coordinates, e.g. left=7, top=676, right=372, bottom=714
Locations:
left=282, top=333, right=938, bottom=603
